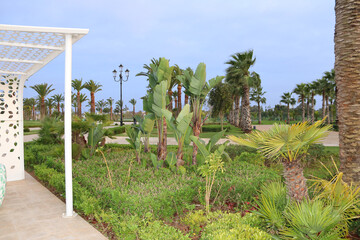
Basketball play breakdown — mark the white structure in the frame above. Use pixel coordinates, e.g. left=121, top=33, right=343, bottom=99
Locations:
left=0, top=24, right=88, bottom=217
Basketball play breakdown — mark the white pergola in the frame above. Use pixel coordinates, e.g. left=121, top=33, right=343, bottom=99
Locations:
left=0, top=24, right=89, bottom=217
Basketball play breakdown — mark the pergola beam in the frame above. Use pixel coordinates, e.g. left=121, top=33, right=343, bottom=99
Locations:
left=0, top=58, right=43, bottom=64
left=0, top=41, right=64, bottom=51
left=0, top=70, right=26, bottom=75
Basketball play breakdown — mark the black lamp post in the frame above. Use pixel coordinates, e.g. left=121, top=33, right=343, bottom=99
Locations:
left=113, top=64, right=129, bottom=126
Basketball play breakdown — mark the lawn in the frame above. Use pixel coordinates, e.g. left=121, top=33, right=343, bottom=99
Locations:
left=24, top=120, right=42, bottom=128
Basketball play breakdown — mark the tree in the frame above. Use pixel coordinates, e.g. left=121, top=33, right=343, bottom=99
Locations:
left=96, top=99, right=106, bottom=114
left=45, top=98, right=55, bottom=117
left=52, top=94, right=64, bottom=113
left=129, top=98, right=137, bottom=117
left=208, top=82, right=233, bottom=130
left=107, top=97, right=114, bottom=120
left=179, top=62, right=223, bottom=164
left=30, top=83, right=54, bottom=120
left=250, top=85, right=266, bottom=124
left=323, top=69, right=335, bottom=124
left=335, top=1, right=360, bottom=184
left=26, top=97, right=37, bottom=120
left=84, top=80, right=102, bottom=113
left=293, top=83, right=307, bottom=122
left=280, top=92, right=296, bottom=124
left=225, top=50, right=257, bottom=133
left=79, top=93, right=88, bottom=117
left=72, top=78, right=85, bottom=117
left=229, top=119, right=330, bottom=202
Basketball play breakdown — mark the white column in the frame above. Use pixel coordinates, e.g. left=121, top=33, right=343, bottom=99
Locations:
left=64, top=34, right=74, bottom=217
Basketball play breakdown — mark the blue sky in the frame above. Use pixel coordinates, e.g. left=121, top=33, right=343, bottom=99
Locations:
left=2, top=0, right=335, bottom=110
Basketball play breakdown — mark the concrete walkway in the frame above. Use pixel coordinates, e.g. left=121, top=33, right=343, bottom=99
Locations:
left=24, top=125, right=340, bottom=146
left=0, top=173, right=107, bottom=240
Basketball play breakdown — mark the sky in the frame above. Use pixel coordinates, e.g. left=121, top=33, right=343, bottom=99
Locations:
left=1, top=0, right=335, bottom=111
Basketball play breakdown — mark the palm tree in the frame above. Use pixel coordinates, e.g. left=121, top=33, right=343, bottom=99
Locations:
left=52, top=94, right=64, bottom=113
left=172, top=65, right=182, bottom=112
left=280, top=92, right=296, bottom=124
left=84, top=80, right=102, bottom=113
left=96, top=99, right=106, bottom=114
left=72, top=78, right=85, bottom=117
left=323, top=69, right=335, bottom=124
left=30, top=83, right=54, bottom=120
left=27, top=97, right=36, bottom=120
left=107, top=97, right=114, bottom=120
left=129, top=98, right=137, bottom=117
left=335, top=1, right=360, bottom=184
left=229, top=119, right=331, bottom=202
left=115, top=100, right=122, bottom=122
left=293, top=83, right=307, bottom=122
left=45, top=98, right=55, bottom=117
left=250, top=86, right=266, bottom=124
left=79, top=93, right=88, bottom=117
left=225, top=50, right=256, bottom=133
left=173, top=90, right=178, bottom=111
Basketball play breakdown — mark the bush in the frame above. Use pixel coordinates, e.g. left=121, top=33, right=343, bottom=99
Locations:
left=201, top=213, right=271, bottom=240
left=37, top=117, right=64, bottom=144
left=24, top=143, right=58, bottom=170
left=24, top=127, right=30, bottom=132
left=202, top=125, right=231, bottom=132
left=105, top=126, right=126, bottom=135
left=139, top=220, right=189, bottom=240
left=224, top=144, right=257, bottom=160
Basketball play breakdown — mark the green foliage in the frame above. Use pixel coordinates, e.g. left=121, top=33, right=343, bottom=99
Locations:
left=38, top=117, right=64, bottom=144
left=150, top=153, right=162, bottom=169
left=234, top=152, right=265, bottom=166
left=181, top=210, right=208, bottom=234
left=125, top=125, right=142, bottom=163
left=85, top=113, right=109, bottom=123
left=24, top=127, right=30, bottom=132
left=223, top=144, right=257, bottom=159
left=201, top=213, right=271, bottom=240
left=106, top=126, right=126, bottom=135
left=87, top=123, right=105, bottom=156
left=24, top=143, right=57, bottom=170
left=139, top=220, right=189, bottom=240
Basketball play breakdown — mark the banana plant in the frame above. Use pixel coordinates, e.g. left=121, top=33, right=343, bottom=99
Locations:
left=178, top=62, right=224, bottom=165
left=125, top=126, right=142, bottom=164
left=87, top=122, right=105, bottom=156
left=162, top=104, right=193, bottom=167
left=135, top=114, right=155, bottom=153
left=190, top=130, right=230, bottom=164
left=143, top=57, right=173, bottom=161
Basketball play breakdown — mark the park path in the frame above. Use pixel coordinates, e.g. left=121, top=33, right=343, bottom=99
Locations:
left=24, top=125, right=339, bottom=146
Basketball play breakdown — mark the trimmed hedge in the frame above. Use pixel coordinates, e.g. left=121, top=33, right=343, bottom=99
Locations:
left=202, top=125, right=231, bottom=132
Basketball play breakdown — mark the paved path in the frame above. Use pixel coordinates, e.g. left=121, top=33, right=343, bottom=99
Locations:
left=24, top=125, right=340, bottom=146
left=0, top=173, right=107, bottom=240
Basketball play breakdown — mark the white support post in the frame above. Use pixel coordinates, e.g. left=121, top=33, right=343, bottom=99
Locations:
left=64, top=34, right=75, bottom=218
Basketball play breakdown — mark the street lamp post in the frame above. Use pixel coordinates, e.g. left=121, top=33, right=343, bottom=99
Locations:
left=113, top=64, right=129, bottom=126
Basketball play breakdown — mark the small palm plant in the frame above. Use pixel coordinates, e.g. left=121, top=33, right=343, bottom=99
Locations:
left=229, top=119, right=331, bottom=202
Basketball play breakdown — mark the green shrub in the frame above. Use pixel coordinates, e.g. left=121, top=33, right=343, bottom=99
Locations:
left=24, top=127, right=30, bottom=132
left=139, top=220, right=189, bottom=240
left=38, top=117, right=64, bottom=144
left=181, top=210, right=208, bottom=234
left=224, top=144, right=257, bottom=160
left=234, top=152, right=265, bottom=166
left=201, top=213, right=271, bottom=240
left=24, top=143, right=57, bottom=169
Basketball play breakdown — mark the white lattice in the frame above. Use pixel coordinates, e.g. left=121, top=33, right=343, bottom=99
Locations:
left=0, top=75, right=23, bottom=181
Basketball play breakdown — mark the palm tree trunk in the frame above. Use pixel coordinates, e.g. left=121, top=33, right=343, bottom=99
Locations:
left=240, top=85, right=252, bottom=133
left=322, top=91, right=326, bottom=119
left=176, top=143, right=185, bottom=167
left=110, top=106, right=113, bottom=120
left=301, top=96, right=305, bottom=122
left=177, top=84, right=182, bottom=112
left=234, top=96, right=240, bottom=127
left=311, top=92, right=315, bottom=123
left=32, top=106, right=35, bottom=120
left=326, top=95, right=330, bottom=124
left=220, top=112, right=224, bottom=131
left=335, top=0, right=360, bottom=184
left=185, top=94, right=189, bottom=105
left=77, top=91, right=81, bottom=117
left=306, top=100, right=310, bottom=121
left=49, top=106, right=52, bottom=117
left=41, top=97, right=45, bottom=120
left=91, top=92, right=95, bottom=113
left=258, top=102, right=261, bottom=124
left=79, top=102, right=82, bottom=117
left=144, top=135, right=150, bottom=153
left=287, top=104, right=290, bottom=124
left=133, top=104, right=135, bottom=117
left=283, top=160, right=308, bottom=202
left=168, top=91, right=173, bottom=110
left=174, top=97, right=178, bottom=111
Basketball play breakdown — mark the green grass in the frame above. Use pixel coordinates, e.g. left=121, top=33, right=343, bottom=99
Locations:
left=251, top=120, right=299, bottom=125
left=24, top=120, right=42, bottom=128
left=24, top=130, right=40, bottom=135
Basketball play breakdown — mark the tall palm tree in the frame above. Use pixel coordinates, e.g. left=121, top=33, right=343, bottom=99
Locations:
left=250, top=85, right=266, bottom=124
left=52, top=94, right=64, bottom=113
left=172, top=64, right=182, bottom=112
left=45, top=98, right=55, bottom=117
left=107, top=97, right=114, bottom=120
left=280, top=92, right=296, bottom=124
left=309, top=81, right=319, bottom=123
left=173, top=90, right=178, bottom=111
left=23, top=98, right=32, bottom=120
left=335, top=0, right=360, bottom=184
left=84, top=80, right=102, bottom=113
left=27, top=98, right=36, bottom=120
left=323, top=69, right=336, bottom=124
left=96, top=100, right=106, bottom=114
left=129, top=98, right=137, bottom=117
left=30, top=83, right=54, bottom=120
left=225, top=50, right=256, bottom=133
left=72, top=78, right=85, bottom=117
left=79, top=93, right=88, bottom=117
left=293, top=83, right=307, bottom=122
